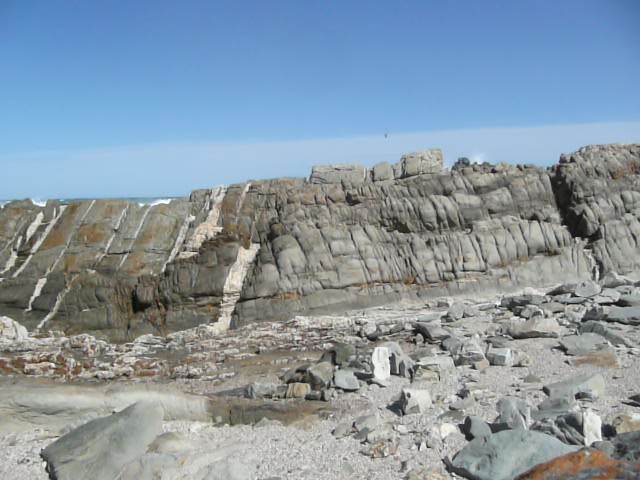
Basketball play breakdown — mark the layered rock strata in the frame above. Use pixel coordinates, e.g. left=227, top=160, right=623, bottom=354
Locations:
left=0, top=144, right=638, bottom=341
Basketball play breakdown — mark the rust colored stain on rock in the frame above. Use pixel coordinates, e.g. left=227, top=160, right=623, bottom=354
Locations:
left=517, top=450, right=640, bottom=480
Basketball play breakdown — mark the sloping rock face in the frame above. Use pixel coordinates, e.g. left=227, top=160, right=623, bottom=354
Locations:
left=0, top=145, right=637, bottom=341
left=552, top=144, right=640, bottom=276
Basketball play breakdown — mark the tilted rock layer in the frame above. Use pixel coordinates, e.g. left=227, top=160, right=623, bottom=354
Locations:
left=0, top=144, right=637, bottom=341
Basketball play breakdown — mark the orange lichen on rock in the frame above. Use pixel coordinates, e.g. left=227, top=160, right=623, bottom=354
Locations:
left=517, top=450, right=640, bottom=480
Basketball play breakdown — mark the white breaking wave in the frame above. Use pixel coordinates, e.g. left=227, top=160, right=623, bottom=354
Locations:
left=138, top=198, right=173, bottom=207
left=30, top=198, right=47, bottom=207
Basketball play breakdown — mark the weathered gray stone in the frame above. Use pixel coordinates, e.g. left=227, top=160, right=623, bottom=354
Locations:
left=579, top=321, right=631, bottom=346
left=543, top=373, right=606, bottom=401
left=414, top=322, right=450, bottom=342
left=496, top=397, right=531, bottom=430
left=462, top=416, right=492, bottom=440
left=306, top=362, right=334, bottom=390
left=560, top=333, right=610, bottom=356
left=453, top=339, right=487, bottom=366
left=285, top=382, right=311, bottom=398
left=486, top=347, right=513, bottom=366
left=41, top=402, right=164, bottom=480
left=574, top=280, right=602, bottom=298
left=309, top=164, right=367, bottom=186
left=400, top=388, right=432, bottom=415
left=447, top=430, right=578, bottom=480
left=383, top=341, right=415, bottom=378
left=532, top=409, right=602, bottom=446
left=507, top=317, right=561, bottom=339
left=3, top=143, right=636, bottom=340
left=395, top=149, right=443, bottom=178
left=333, top=369, right=360, bottom=391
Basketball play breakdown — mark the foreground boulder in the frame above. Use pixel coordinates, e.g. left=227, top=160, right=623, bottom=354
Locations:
left=516, top=449, right=640, bottom=480
left=41, top=401, right=164, bottom=480
left=447, top=430, right=578, bottom=480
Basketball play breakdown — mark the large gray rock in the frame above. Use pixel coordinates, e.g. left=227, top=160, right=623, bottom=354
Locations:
left=543, top=373, right=606, bottom=401
left=496, top=397, right=531, bottom=430
left=559, top=333, right=610, bottom=356
left=4, top=144, right=637, bottom=340
left=309, top=164, right=367, bottom=186
left=447, top=430, right=578, bottom=480
left=395, top=150, right=443, bottom=178
left=507, top=317, right=561, bottom=339
left=41, top=402, right=164, bottom=480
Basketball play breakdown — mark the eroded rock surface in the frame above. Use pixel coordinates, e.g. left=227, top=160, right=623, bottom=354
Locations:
left=0, top=144, right=638, bottom=341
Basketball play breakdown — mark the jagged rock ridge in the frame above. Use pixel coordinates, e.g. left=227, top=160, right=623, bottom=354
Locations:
left=0, top=144, right=637, bottom=341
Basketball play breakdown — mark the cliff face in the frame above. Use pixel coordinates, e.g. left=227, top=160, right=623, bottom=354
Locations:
left=0, top=144, right=637, bottom=341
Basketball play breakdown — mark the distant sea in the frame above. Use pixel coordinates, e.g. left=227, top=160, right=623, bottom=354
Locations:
left=0, top=196, right=182, bottom=208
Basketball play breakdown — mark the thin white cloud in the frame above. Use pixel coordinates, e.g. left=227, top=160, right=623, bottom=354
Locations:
left=1, top=121, right=639, bottom=199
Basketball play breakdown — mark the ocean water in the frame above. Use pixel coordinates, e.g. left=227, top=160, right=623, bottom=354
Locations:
left=0, top=196, right=182, bottom=208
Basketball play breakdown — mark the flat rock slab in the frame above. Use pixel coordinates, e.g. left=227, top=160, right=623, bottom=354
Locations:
left=448, top=430, right=578, bottom=480
left=559, top=333, right=609, bottom=356
left=41, top=401, right=164, bottom=480
left=543, top=373, right=605, bottom=401
left=507, top=317, right=561, bottom=339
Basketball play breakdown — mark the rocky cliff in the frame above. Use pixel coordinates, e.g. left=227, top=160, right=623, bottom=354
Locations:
left=0, top=144, right=637, bottom=341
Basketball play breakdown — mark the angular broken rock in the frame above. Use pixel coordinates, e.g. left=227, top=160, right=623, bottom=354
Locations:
left=462, top=416, right=492, bottom=441
left=414, top=322, right=450, bottom=342
left=306, top=361, right=334, bottom=389
left=447, top=430, right=578, bottom=480
left=486, top=347, right=514, bottom=366
left=543, top=373, right=605, bottom=401
left=383, top=341, right=414, bottom=378
left=286, top=382, right=311, bottom=398
left=507, top=317, right=561, bottom=339
left=371, top=346, right=391, bottom=381
left=333, top=370, right=360, bottom=391
left=574, top=280, right=602, bottom=298
left=454, top=340, right=487, bottom=366
left=41, top=401, right=164, bottom=480
left=400, top=388, right=432, bottom=415
left=496, top=397, right=531, bottom=430
left=612, top=412, right=640, bottom=434
left=532, top=409, right=602, bottom=446
left=559, top=333, right=609, bottom=356
left=0, top=316, right=29, bottom=341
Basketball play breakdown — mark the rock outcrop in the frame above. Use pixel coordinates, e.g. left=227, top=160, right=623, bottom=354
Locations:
left=0, top=144, right=638, bottom=341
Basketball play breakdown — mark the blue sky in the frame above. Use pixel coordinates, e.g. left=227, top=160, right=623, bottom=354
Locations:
left=1, top=1, right=639, bottom=198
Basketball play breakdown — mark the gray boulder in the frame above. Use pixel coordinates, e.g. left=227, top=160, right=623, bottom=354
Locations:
left=543, top=373, right=605, bottom=401
left=559, top=333, right=610, bottom=356
left=333, top=369, right=360, bottom=391
left=309, top=164, right=367, bottom=186
left=507, top=317, right=561, bottom=339
left=395, top=149, right=443, bottom=178
left=306, top=362, right=334, bottom=390
left=447, top=430, right=578, bottom=480
left=496, top=397, right=531, bottom=430
left=41, top=402, right=164, bottom=480
left=462, top=416, right=492, bottom=440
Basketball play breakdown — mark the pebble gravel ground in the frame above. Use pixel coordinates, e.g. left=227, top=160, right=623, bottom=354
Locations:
left=1, top=282, right=640, bottom=479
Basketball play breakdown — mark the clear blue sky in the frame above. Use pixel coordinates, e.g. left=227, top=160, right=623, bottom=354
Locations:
left=1, top=1, right=639, bottom=198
